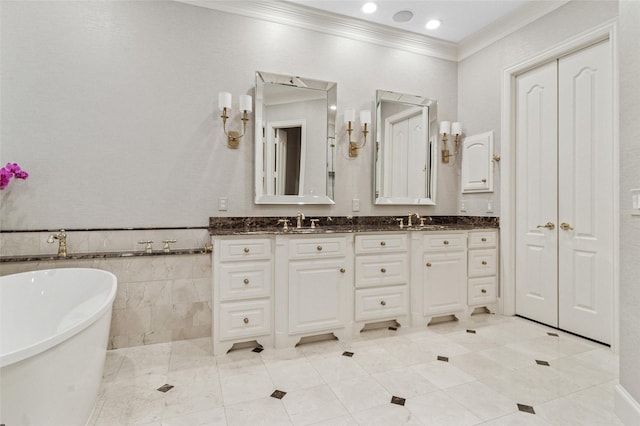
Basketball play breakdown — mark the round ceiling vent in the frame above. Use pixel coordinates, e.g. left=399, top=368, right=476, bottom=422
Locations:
left=392, top=10, right=414, bottom=23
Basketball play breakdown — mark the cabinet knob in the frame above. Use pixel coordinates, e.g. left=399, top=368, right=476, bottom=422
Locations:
left=380, top=241, right=386, bottom=246
left=381, top=268, right=386, bottom=273
left=481, top=237, right=487, bottom=242
left=482, top=261, right=488, bottom=265
left=243, top=278, right=250, bottom=285
left=340, top=268, right=346, bottom=273
left=481, top=289, right=487, bottom=294
left=244, top=247, right=250, bottom=253
left=426, top=262, right=432, bottom=267
left=317, top=245, right=323, bottom=251
left=380, top=300, right=386, bottom=306
left=443, top=240, right=449, bottom=245
left=482, top=179, right=487, bottom=183
left=243, top=317, right=249, bottom=324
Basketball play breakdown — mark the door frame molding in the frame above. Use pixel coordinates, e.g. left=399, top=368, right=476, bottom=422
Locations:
left=499, top=19, right=619, bottom=350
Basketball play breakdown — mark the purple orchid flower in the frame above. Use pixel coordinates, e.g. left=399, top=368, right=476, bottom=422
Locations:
left=0, top=162, right=29, bottom=189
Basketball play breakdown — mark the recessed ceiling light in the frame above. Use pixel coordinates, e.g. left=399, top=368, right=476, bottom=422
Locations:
left=362, top=2, right=377, bottom=14
left=425, top=19, right=441, bottom=30
left=393, top=10, right=414, bottom=23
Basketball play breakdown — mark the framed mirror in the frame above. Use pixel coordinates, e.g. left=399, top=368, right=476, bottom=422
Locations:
left=254, top=71, right=336, bottom=204
left=374, top=89, right=438, bottom=205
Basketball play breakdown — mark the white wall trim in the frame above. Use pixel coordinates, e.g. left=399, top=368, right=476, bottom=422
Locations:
left=499, top=19, right=619, bottom=351
left=458, top=0, right=569, bottom=61
left=615, top=384, right=640, bottom=425
left=176, top=0, right=458, bottom=61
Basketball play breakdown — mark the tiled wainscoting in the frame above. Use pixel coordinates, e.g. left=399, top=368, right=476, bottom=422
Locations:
left=0, top=228, right=212, bottom=349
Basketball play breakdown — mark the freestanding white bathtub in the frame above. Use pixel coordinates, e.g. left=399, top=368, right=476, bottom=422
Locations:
left=0, top=268, right=117, bottom=426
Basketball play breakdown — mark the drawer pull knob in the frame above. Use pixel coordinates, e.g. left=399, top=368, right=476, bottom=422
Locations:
left=243, top=278, right=250, bottom=285
left=380, top=241, right=386, bottom=246
left=340, top=268, right=346, bottom=273
left=482, top=261, right=488, bottom=265
left=243, top=317, right=249, bottom=324
left=381, top=268, right=386, bottom=273
left=426, top=262, right=432, bottom=267
left=481, top=237, right=487, bottom=242
left=317, top=245, right=323, bottom=251
left=443, top=240, right=449, bottom=245
left=481, top=289, right=487, bottom=294
left=244, top=247, right=250, bottom=253
left=380, top=300, right=386, bottom=306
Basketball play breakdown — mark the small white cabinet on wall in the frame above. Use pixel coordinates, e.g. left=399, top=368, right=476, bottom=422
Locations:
left=212, top=237, right=273, bottom=356
left=274, top=234, right=353, bottom=349
left=461, top=131, right=494, bottom=193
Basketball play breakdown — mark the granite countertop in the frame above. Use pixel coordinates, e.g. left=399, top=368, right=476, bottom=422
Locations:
left=209, top=216, right=499, bottom=236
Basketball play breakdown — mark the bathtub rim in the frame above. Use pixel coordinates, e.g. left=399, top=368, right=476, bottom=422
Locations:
left=0, top=268, right=117, bottom=368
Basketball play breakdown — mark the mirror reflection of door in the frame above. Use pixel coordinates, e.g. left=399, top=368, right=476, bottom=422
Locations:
left=266, top=120, right=306, bottom=196
left=382, top=107, right=427, bottom=197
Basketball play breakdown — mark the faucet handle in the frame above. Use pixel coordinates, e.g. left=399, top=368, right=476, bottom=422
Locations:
left=395, top=218, right=404, bottom=229
left=138, top=240, right=154, bottom=253
left=419, top=217, right=426, bottom=227
left=277, top=219, right=290, bottom=231
left=310, top=219, right=320, bottom=229
left=162, top=239, right=177, bottom=252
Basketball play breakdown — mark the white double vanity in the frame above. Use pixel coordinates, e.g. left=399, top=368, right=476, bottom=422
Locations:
left=211, top=225, right=498, bottom=356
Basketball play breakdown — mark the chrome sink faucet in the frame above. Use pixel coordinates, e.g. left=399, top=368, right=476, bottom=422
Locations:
left=296, top=211, right=305, bottom=229
left=408, top=213, right=420, bottom=227
left=47, top=229, right=68, bottom=257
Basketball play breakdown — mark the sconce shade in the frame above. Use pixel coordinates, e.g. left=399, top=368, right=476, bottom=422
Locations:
left=439, top=121, right=451, bottom=135
left=239, top=94, right=252, bottom=112
left=451, top=122, right=462, bottom=135
left=218, top=92, right=232, bottom=110
left=360, top=110, right=371, bottom=125
left=344, top=109, right=356, bottom=123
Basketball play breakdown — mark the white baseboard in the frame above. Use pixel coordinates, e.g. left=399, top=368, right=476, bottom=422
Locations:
left=615, top=383, right=640, bottom=425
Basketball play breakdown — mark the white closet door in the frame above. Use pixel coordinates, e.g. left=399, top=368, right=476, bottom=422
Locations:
left=515, top=60, right=559, bottom=327
left=558, top=40, right=613, bottom=344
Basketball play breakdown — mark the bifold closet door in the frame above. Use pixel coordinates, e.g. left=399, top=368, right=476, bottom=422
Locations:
left=515, top=60, right=559, bottom=328
left=515, top=40, right=614, bottom=345
left=557, top=40, right=613, bottom=345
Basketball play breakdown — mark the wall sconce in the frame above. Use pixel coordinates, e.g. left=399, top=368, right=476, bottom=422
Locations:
left=218, top=92, right=252, bottom=148
left=345, top=109, right=371, bottom=157
left=440, top=121, right=462, bottom=163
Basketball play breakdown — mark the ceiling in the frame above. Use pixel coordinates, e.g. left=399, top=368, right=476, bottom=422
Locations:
left=285, top=0, right=536, bottom=44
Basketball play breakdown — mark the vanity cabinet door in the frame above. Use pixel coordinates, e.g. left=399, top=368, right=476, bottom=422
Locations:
left=288, top=258, right=348, bottom=334
left=423, top=251, right=467, bottom=316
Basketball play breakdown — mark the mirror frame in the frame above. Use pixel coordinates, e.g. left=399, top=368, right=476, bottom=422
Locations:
left=374, top=89, right=438, bottom=205
left=254, top=71, right=336, bottom=205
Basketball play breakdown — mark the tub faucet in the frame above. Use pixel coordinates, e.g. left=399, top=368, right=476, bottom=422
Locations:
left=47, top=229, right=68, bottom=257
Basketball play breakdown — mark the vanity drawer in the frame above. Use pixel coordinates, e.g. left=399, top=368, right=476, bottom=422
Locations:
left=218, top=238, right=272, bottom=261
left=468, top=248, right=497, bottom=277
left=468, top=230, right=497, bottom=249
left=355, top=234, right=407, bottom=254
left=423, top=233, right=467, bottom=251
left=468, top=276, right=497, bottom=306
left=355, top=286, right=408, bottom=321
left=355, top=254, right=408, bottom=288
left=288, top=237, right=347, bottom=259
left=219, top=299, right=271, bottom=341
left=218, top=261, right=272, bottom=301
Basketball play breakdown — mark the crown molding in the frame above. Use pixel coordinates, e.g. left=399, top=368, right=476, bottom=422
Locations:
left=176, top=0, right=458, bottom=61
left=457, top=0, right=570, bottom=61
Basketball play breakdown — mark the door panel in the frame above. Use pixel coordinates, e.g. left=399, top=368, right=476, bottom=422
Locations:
left=515, top=60, right=559, bottom=327
left=558, top=40, right=613, bottom=344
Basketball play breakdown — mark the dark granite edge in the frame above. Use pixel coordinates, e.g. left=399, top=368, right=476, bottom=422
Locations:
left=209, top=215, right=498, bottom=235
left=0, top=248, right=212, bottom=263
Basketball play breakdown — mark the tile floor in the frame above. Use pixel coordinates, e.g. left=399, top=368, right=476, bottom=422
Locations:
left=89, top=314, right=622, bottom=425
